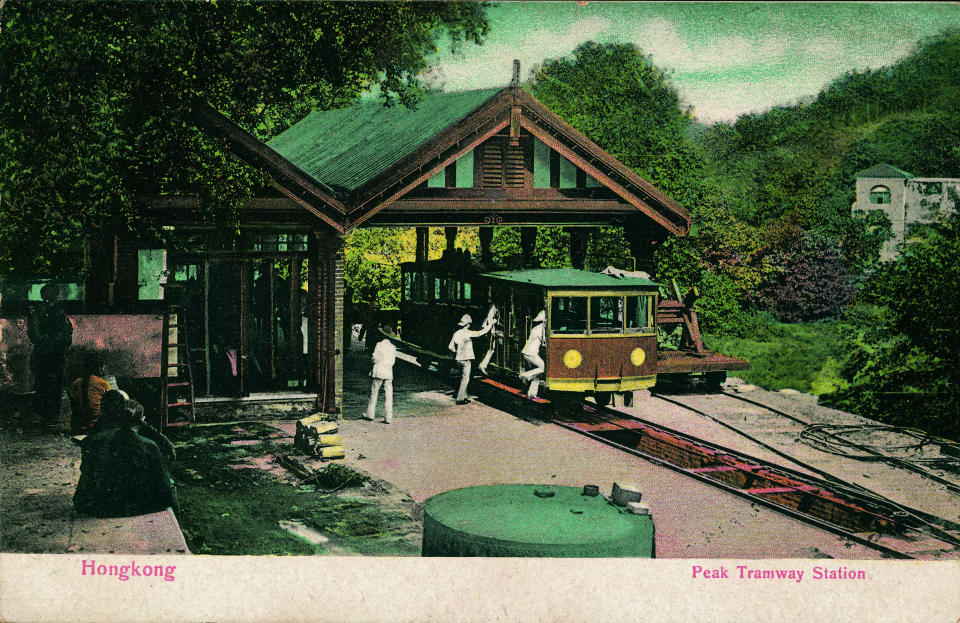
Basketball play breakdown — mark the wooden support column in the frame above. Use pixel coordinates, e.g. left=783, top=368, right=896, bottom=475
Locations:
left=444, top=226, right=458, bottom=253
left=308, top=231, right=344, bottom=415
left=415, top=226, right=429, bottom=263
left=627, top=229, right=665, bottom=277
left=520, top=227, right=537, bottom=268
left=478, top=227, right=494, bottom=264
left=84, top=228, right=119, bottom=310
left=267, top=261, right=277, bottom=381
left=565, top=228, right=589, bottom=269
left=115, top=228, right=140, bottom=308
left=289, top=258, right=303, bottom=385
left=238, top=261, right=251, bottom=397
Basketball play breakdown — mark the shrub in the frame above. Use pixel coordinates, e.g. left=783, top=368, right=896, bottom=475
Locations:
left=693, top=272, right=743, bottom=336
left=821, top=210, right=960, bottom=439
left=760, top=232, right=855, bottom=321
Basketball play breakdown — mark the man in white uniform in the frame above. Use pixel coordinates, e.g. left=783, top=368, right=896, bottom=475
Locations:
left=519, top=311, right=547, bottom=398
left=448, top=314, right=494, bottom=405
left=364, top=324, right=397, bottom=423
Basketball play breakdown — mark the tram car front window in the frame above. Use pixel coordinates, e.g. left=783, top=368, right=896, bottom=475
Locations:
left=626, top=295, right=653, bottom=333
left=590, top=296, right=624, bottom=334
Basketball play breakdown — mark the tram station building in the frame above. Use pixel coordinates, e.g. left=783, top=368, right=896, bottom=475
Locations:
left=17, top=84, right=691, bottom=420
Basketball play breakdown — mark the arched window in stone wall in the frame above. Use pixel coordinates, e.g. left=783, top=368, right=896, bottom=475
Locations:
left=870, top=185, right=891, bottom=205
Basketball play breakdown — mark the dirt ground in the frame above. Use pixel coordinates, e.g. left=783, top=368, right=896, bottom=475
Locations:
left=0, top=393, right=82, bottom=553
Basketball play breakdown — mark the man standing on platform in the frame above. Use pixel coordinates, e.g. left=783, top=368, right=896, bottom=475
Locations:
left=364, top=323, right=397, bottom=424
left=448, top=314, right=493, bottom=405
left=27, top=284, right=73, bottom=425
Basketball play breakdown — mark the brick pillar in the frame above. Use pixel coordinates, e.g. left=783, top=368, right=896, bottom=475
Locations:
left=520, top=227, right=537, bottom=268
left=565, top=228, right=589, bottom=269
left=331, top=240, right=344, bottom=415
left=415, top=227, right=429, bottom=263
left=478, top=227, right=493, bottom=264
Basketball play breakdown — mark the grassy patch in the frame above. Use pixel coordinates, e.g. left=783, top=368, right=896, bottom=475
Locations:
left=706, top=319, right=848, bottom=395
left=166, top=423, right=417, bottom=556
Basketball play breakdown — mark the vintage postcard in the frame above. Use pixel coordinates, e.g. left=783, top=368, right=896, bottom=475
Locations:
left=1, top=2, right=959, bottom=621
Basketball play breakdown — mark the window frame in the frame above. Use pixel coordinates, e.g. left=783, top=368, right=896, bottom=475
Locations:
left=547, top=290, right=658, bottom=337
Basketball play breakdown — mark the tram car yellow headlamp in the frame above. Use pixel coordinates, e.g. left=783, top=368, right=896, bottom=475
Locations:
left=563, top=349, right=583, bottom=369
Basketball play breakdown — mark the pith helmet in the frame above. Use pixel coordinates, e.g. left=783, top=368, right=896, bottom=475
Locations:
left=533, top=310, right=546, bottom=323
left=458, top=314, right=473, bottom=326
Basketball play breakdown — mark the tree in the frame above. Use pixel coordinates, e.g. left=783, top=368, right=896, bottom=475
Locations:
left=0, top=1, right=489, bottom=274
left=824, top=212, right=960, bottom=438
left=758, top=232, right=856, bottom=322
left=529, top=42, right=704, bottom=208
left=527, top=42, right=706, bottom=272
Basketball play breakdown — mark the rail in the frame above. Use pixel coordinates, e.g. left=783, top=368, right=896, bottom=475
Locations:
left=552, top=399, right=960, bottom=560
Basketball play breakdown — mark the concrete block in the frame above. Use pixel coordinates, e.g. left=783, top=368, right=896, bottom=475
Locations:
left=611, top=482, right=642, bottom=506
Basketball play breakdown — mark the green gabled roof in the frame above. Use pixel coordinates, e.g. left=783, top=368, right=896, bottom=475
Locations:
left=482, top=269, right=659, bottom=289
left=268, top=88, right=504, bottom=196
left=856, top=163, right=914, bottom=179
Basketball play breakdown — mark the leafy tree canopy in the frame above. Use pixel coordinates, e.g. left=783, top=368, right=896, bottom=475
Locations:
left=0, top=0, right=489, bottom=274
left=824, top=212, right=960, bottom=439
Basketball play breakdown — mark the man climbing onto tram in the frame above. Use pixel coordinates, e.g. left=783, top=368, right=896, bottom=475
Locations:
left=448, top=313, right=494, bottom=405
left=520, top=311, right=547, bottom=398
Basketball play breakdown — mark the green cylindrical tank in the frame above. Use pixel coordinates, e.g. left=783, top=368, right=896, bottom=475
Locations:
left=422, top=484, right=655, bottom=557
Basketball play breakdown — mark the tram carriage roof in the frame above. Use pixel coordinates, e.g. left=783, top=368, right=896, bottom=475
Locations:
left=480, top=269, right=658, bottom=290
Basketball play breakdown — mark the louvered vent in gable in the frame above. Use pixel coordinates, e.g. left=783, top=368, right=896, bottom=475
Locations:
left=504, top=140, right=527, bottom=187
left=474, top=135, right=532, bottom=188
left=478, top=138, right=504, bottom=188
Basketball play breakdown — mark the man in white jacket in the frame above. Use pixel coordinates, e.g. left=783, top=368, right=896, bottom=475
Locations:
left=364, top=324, right=397, bottom=423
left=519, top=311, right=547, bottom=398
left=448, top=314, right=494, bottom=405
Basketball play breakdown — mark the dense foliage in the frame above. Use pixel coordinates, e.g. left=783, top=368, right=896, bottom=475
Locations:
left=529, top=41, right=705, bottom=209
left=0, top=0, right=488, bottom=274
left=822, top=213, right=960, bottom=439
left=694, top=28, right=960, bottom=434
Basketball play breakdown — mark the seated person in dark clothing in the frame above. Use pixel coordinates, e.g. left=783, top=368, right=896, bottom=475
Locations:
left=68, top=352, right=112, bottom=434
left=74, top=398, right=179, bottom=517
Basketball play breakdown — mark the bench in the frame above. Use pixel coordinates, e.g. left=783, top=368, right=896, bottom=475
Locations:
left=67, top=507, right=190, bottom=555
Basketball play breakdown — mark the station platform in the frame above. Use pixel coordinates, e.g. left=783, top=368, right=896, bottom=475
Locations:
left=338, top=338, right=889, bottom=559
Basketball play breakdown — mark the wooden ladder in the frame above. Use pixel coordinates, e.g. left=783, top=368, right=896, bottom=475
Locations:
left=160, top=282, right=196, bottom=427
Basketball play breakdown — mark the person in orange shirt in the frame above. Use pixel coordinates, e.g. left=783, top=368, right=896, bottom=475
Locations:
left=69, top=352, right=111, bottom=434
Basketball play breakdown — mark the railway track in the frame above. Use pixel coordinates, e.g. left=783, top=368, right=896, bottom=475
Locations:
left=714, top=390, right=960, bottom=496
left=477, top=378, right=960, bottom=560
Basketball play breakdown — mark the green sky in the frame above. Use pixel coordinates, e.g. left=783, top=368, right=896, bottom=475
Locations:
left=426, top=2, right=960, bottom=123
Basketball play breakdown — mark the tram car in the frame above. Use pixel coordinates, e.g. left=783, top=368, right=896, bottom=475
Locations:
left=398, top=253, right=663, bottom=401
